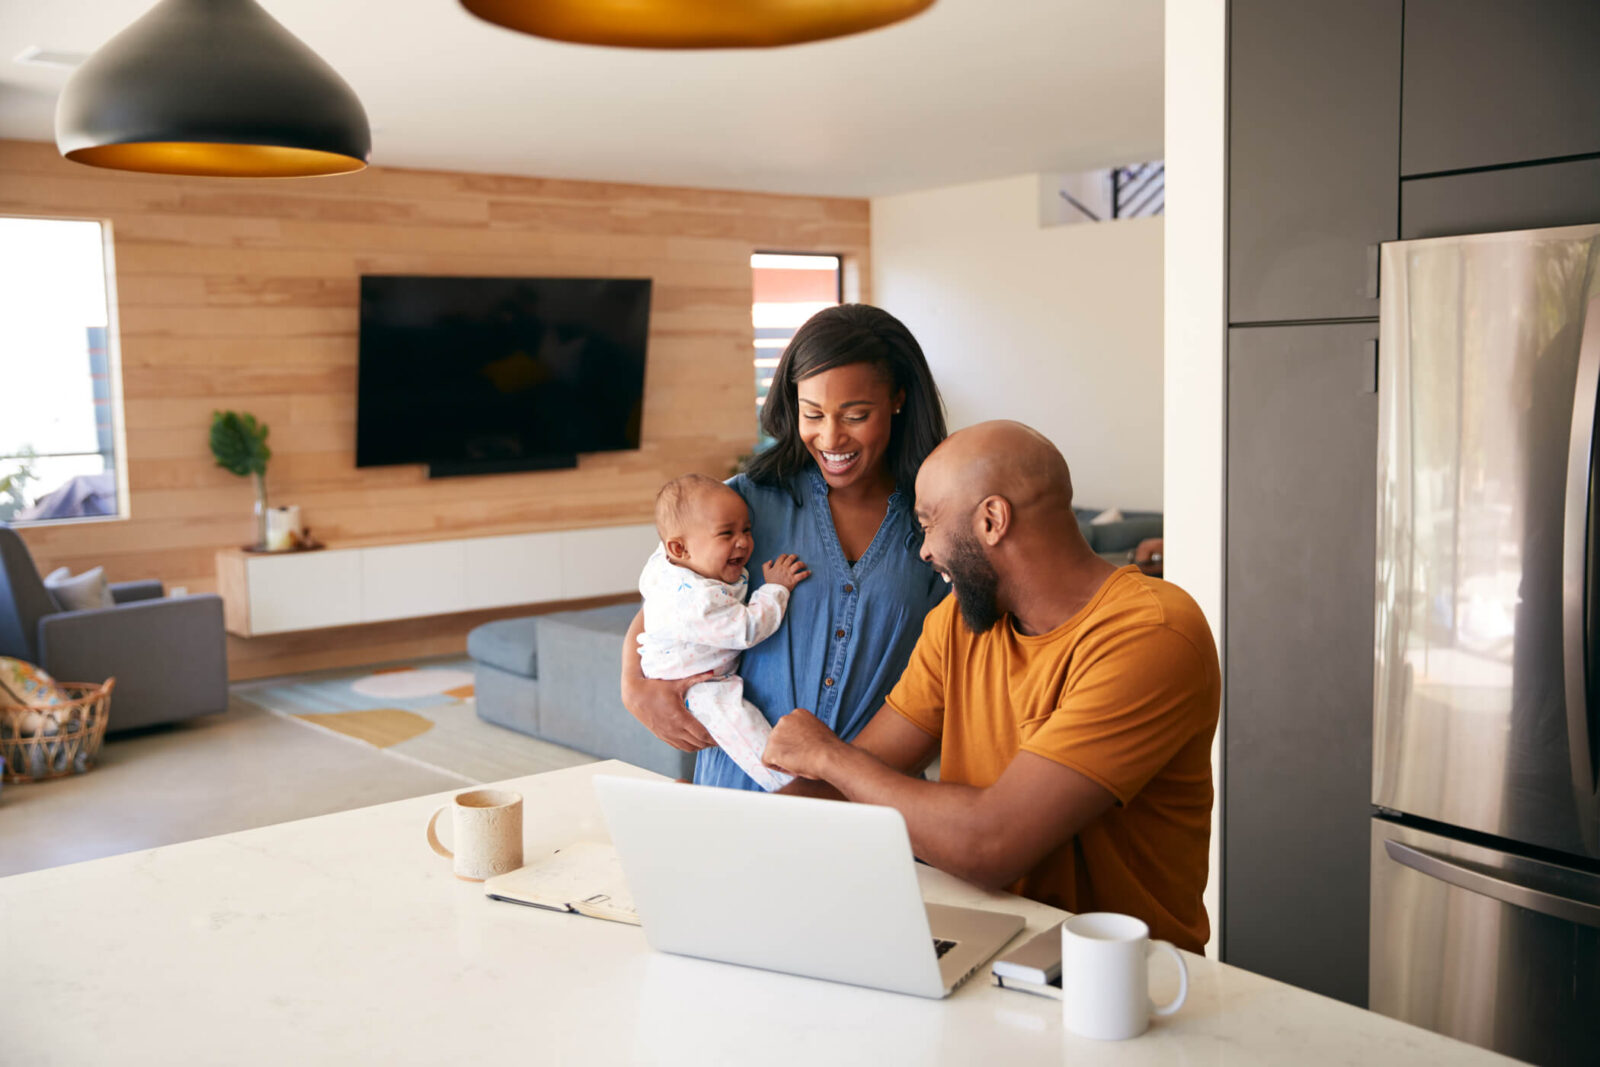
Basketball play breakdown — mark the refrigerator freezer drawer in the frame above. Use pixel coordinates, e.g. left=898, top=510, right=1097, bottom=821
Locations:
left=1370, top=819, right=1600, bottom=1067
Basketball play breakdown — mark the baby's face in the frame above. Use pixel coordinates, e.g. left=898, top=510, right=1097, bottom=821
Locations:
left=675, top=488, right=754, bottom=584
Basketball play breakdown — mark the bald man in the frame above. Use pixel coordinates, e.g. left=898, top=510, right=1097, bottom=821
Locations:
left=764, top=420, right=1220, bottom=953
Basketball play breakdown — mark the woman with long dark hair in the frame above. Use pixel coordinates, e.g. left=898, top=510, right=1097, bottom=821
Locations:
left=621, top=303, right=950, bottom=790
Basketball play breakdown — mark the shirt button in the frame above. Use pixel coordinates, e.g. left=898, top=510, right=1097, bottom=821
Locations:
left=835, top=628, right=846, bottom=639
left=843, top=583, right=854, bottom=594
left=824, top=677, right=835, bottom=687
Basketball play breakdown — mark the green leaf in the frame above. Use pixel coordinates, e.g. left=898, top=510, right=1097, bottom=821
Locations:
left=209, top=410, right=271, bottom=478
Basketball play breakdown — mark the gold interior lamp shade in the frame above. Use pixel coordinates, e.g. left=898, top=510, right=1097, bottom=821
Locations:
left=56, top=0, right=370, bottom=178
left=459, top=0, right=938, bottom=48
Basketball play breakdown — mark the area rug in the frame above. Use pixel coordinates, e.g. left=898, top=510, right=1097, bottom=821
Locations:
left=293, top=708, right=435, bottom=748
left=232, top=658, right=597, bottom=784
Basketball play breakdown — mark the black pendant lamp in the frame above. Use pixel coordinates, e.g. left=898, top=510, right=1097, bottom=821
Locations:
left=56, top=0, right=369, bottom=178
left=459, top=0, right=937, bottom=49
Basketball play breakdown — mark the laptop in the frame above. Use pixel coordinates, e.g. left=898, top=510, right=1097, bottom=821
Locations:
left=593, top=775, right=1025, bottom=999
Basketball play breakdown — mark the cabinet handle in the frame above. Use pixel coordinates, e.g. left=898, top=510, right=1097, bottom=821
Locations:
left=1360, top=339, right=1378, bottom=394
left=1365, top=244, right=1381, bottom=300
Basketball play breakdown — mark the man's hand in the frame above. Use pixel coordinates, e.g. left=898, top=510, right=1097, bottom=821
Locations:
left=1133, top=537, right=1164, bottom=577
left=763, top=708, right=843, bottom=779
left=761, top=554, right=811, bottom=592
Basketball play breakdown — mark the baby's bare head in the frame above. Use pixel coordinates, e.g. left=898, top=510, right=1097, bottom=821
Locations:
left=655, top=474, right=735, bottom=542
left=654, top=474, right=753, bottom=583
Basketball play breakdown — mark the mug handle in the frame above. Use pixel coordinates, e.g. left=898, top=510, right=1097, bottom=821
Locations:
left=426, top=805, right=453, bottom=860
left=1148, top=940, right=1189, bottom=1017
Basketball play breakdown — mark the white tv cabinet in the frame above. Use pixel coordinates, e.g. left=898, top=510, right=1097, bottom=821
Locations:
left=216, top=524, right=657, bottom=637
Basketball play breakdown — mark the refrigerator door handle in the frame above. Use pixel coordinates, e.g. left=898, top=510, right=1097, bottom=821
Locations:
left=1383, top=839, right=1600, bottom=928
left=1563, top=293, right=1600, bottom=808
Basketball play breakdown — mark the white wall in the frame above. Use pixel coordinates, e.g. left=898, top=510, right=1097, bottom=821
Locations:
left=1165, top=0, right=1228, bottom=956
left=871, top=175, right=1164, bottom=511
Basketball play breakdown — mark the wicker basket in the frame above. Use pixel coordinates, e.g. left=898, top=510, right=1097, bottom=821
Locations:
left=0, top=678, right=114, bottom=783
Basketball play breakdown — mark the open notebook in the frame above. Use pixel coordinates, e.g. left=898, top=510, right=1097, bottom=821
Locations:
left=483, top=841, right=639, bottom=925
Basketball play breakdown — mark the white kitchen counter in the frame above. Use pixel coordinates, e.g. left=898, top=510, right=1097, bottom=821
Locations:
left=1, top=760, right=1516, bottom=1065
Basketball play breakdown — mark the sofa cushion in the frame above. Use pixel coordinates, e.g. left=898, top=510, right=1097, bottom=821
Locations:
left=466, top=617, right=542, bottom=679
left=43, top=566, right=115, bottom=612
left=541, top=601, right=642, bottom=636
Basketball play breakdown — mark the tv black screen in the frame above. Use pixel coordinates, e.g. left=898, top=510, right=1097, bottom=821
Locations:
left=356, top=275, right=650, bottom=474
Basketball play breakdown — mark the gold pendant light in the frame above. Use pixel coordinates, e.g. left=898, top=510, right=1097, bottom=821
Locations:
left=56, top=0, right=370, bottom=178
left=459, top=0, right=937, bottom=49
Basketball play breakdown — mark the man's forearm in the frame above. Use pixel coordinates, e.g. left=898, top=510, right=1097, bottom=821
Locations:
left=814, top=744, right=1007, bottom=888
left=776, top=777, right=844, bottom=801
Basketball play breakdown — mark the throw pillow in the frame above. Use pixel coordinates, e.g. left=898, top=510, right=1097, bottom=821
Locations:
left=1089, top=507, right=1125, bottom=526
left=0, top=656, right=68, bottom=709
left=43, top=565, right=115, bottom=612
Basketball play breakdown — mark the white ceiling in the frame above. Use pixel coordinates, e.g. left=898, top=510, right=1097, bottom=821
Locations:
left=0, top=0, right=1163, bottom=198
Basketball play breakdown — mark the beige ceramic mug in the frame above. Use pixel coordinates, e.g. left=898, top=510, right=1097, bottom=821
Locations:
left=426, top=788, right=523, bottom=881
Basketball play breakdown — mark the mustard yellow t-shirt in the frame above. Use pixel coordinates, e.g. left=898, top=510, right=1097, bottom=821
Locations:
left=885, top=565, right=1220, bottom=953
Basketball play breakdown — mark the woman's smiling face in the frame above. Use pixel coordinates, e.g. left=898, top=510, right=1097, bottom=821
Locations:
left=795, top=362, right=903, bottom=494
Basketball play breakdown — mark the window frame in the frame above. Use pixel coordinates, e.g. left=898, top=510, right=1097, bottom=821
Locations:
left=0, top=213, right=129, bottom=527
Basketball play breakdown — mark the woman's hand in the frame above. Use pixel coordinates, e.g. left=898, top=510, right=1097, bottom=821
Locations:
left=624, top=672, right=718, bottom=752
left=620, top=608, right=717, bottom=752
left=761, top=553, right=811, bottom=592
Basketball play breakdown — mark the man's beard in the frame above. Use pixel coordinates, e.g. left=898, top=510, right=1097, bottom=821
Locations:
left=945, top=533, right=1003, bottom=634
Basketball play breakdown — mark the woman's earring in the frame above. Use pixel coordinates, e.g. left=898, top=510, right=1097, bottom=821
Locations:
left=894, top=407, right=902, bottom=415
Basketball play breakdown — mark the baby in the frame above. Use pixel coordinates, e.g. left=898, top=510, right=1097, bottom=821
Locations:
left=638, top=474, right=809, bottom=791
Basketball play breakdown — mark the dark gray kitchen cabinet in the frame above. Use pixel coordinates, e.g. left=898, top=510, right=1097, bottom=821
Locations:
left=1228, top=0, right=1400, bottom=324
left=1402, top=0, right=1600, bottom=177
left=1402, top=157, right=1600, bottom=240
left=1225, top=322, right=1379, bottom=1007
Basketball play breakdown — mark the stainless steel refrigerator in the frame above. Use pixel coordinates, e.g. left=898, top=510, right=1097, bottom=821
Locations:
left=1373, top=224, right=1600, bottom=1066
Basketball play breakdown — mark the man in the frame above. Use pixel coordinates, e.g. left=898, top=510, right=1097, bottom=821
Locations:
left=763, top=420, right=1219, bottom=953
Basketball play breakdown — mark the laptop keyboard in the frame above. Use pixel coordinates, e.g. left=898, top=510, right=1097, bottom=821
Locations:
left=933, top=938, right=959, bottom=959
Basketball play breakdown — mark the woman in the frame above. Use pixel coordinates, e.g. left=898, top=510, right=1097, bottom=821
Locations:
left=621, top=303, right=949, bottom=790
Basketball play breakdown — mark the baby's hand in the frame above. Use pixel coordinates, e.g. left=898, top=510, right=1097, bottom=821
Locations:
left=762, top=554, right=810, bottom=592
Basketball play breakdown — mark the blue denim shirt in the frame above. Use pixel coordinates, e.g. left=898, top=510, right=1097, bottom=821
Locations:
left=693, top=467, right=948, bottom=790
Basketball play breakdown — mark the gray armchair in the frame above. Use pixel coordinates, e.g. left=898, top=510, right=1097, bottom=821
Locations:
left=0, top=524, right=228, bottom=732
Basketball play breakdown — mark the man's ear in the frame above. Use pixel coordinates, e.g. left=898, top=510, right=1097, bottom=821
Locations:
left=664, top=537, right=690, bottom=562
left=974, top=495, right=1011, bottom=547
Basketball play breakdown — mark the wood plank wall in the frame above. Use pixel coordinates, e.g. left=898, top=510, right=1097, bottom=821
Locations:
left=0, top=139, right=869, bottom=679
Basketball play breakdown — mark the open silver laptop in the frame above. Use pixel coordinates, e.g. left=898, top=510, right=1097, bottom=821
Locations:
left=593, top=775, right=1024, bottom=999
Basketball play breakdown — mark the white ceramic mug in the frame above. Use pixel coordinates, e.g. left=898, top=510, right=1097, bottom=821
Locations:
left=1060, top=912, right=1189, bottom=1040
left=425, top=788, right=523, bottom=881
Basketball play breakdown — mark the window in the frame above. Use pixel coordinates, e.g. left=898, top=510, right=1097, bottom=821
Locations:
left=1041, top=161, right=1165, bottom=227
left=750, top=252, right=842, bottom=444
left=0, top=217, right=121, bottom=523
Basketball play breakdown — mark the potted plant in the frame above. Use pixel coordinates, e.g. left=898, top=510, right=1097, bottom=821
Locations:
left=209, top=410, right=272, bottom=550
left=0, top=446, right=38, bottom=522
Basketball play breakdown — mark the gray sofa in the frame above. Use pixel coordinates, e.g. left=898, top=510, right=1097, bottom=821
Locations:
left=0, top=524, right=229, bottom=732
left=1075, top=507, right=1163, bottom=565
left=469, top=602, right=695, bottom=780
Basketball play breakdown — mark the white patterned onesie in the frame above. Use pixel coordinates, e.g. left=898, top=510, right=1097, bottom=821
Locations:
left=637, top=545, right=794, bottom=791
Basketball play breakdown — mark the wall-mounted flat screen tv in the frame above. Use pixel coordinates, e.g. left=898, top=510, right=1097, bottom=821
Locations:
left=357, top=275, right=650, bottom=477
